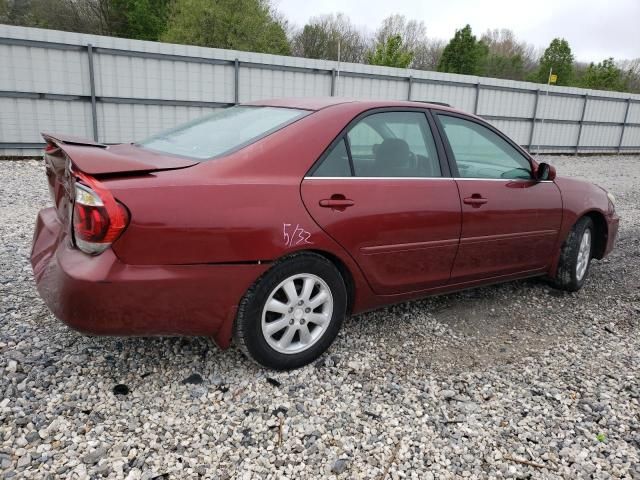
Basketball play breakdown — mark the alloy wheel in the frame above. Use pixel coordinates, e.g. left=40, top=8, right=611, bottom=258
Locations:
left=261, top=273, right=334, bottom=354
left=576, top=228, right=591, bottom=281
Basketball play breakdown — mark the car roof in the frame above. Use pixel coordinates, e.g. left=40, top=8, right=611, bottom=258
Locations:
left=244, top=97, right=462, bottom=114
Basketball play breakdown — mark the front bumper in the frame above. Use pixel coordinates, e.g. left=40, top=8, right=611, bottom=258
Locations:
left=30, top=207, right=268, bottom=348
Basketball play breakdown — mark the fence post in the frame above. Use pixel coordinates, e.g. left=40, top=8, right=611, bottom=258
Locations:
left=618, top=97, right=631, bottom=153
left=528, top=89, right=540, bottom=153
left=407, top=76, right=413, bottom=101
left=87, top=44, right=99, bottom=142
left=234, top=58, right=239, bottom=104
left=474, top=82, right=481, bottom=114
left=330, top=69, right=336, bottom=96
left=575, top=94, right=588, bottom=156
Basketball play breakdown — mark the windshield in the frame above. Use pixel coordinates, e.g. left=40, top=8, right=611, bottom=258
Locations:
left=138, top=106, right=308, bottom=160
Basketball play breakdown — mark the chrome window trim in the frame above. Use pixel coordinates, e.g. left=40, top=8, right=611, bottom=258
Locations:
left=304, top=176, right=553, bottom=182
left=305, top=176, right=452, bottom=180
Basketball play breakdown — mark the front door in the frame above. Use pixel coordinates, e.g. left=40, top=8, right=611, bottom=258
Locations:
left=434, top=113, right=563, bottom=283
left=301, top=110, right=461, bottom=295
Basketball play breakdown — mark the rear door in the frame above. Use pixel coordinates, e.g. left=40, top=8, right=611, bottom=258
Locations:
left=433, top=112, right=563, bottom=282
left=301, top=109, right=461, bottom=295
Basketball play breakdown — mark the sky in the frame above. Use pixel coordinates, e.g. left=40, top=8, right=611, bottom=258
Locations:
left=275, top=0, right=640, bottom=62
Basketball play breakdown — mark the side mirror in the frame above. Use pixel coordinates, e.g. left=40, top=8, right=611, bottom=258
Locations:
left=536, top=162, right=556, bottom=181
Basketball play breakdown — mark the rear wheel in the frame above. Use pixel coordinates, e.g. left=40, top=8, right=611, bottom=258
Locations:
left=234, top=253, right=347, bottom=370
left=553, top=217, right=594, bottom=292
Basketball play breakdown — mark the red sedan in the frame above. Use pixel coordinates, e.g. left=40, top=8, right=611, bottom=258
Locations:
left=31, top=98, right=619, bottom=369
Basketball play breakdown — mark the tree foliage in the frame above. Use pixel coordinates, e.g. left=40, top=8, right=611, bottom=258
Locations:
left=413, top=38, right=445, bottom=71
left=373, top=14, right=443, bottom=70
left=438, top=25, right=487, bottom=75
left=366, top=34, right=412, bottom=68
left=617, top=58, right=640, bottom=93
left=162, top=0, right=290, bottom=55
left=480, top=29, right=538, bottom=80
left=0, top=0, right=8, bottom=20
left=581, top=58, right=627, bottom=91
left=537, top=38, right=574, bottom=85
left=109, top=0, right=170, bottom=40
left=291, top=13, right=367, bottom=63
left=374, top=14, right=425, bottom=53
left=0, top=0, right=169, bottom=38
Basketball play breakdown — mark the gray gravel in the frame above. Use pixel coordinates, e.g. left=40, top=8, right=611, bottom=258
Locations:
left=1, top=155, right=639, bottom=479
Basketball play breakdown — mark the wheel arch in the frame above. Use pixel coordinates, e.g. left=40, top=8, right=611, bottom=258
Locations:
left=308, top=249, right=355, bottom=315
left=273, top=249, right=356, bottom=315
left=549, top=207, right=608, bottom=279
left=582, top=210, right=608, bottom=259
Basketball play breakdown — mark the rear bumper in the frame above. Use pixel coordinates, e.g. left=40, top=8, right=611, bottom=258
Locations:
left=30, top=207, right=268, bottom=348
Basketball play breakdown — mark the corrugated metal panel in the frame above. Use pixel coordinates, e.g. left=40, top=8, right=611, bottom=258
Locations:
left=580, top=125, right=622, bottom=146
left=485, top=119, right=532, bottom=145
left=533, top=122, right=581, bottom=146
left=98, top=103, right=216, bottom=143
left=626, top=103, right=640, bottom=124
left=411, top=83, right=475, bottom=111
left=478, top=89, right=536, bottom=117
left=621, top=126, right=640, bottom=146
left=584, top=98, right=627, bottom=123
left=538, top=94, right=585, bottom=121
left=239, top=68, right=331, bottom=102
left=337, top=76, right=408, bottom=100
left=0, top=44, right=88, bottom=95
left=95, top=54, right=235, bottom=102
left=0, top=97, right=93, bottom=143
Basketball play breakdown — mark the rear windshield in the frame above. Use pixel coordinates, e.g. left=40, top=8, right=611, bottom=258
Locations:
left=138, top=105, right=308, bottom=160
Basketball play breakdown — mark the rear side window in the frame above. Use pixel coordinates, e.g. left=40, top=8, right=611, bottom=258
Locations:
left=313, top=139, right=352, bottom=177
left=139, top=106, right=307, bottom=160
left=312, top=111, right=441, bottom=178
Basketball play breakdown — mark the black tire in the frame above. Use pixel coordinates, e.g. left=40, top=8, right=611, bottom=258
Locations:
left=552, top=216, right=594, bottom=292
left=234, top=252, right=347, bottom=370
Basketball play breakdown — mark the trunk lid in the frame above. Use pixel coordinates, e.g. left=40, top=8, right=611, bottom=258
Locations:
left=42, top=133, right=198, bottom=175
left=41, top=133, right=197, bottom=223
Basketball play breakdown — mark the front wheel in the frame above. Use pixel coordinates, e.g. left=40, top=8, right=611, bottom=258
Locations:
left=552, top=217, right=594, bottom=292
left=234, top=253, right=347, bottom=370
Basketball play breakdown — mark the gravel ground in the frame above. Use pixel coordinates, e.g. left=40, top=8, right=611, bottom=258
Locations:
left=1, top=155, right=639, bottom=479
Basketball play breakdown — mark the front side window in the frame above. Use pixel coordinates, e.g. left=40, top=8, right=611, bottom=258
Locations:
left=437, top=114, right=531, bottom=179
left=138, top=106, right=307, bottom=160
left=347, top=111, right=441, bottom=177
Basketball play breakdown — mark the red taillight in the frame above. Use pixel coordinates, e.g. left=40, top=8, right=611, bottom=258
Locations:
left=72, top=171, right=129, bottom=254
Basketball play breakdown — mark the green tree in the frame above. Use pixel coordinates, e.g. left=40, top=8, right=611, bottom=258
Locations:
left=366, top=34, right=413, bottom=68
left=109, top=0, right=170, bottom=40
left=162, top=0, right=290, bottom=55
left=483, top=53, right=524, bottom=80
left=581, top=58, right=627, bottom=91
left=438, top=25, right=488, bottom=75
left=0, top=0, right=8, bottom=20
left=537, top=38, right=574, bottom=85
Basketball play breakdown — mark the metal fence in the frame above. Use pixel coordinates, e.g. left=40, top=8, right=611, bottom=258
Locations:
left=1, top=24, right=640, bottom=157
